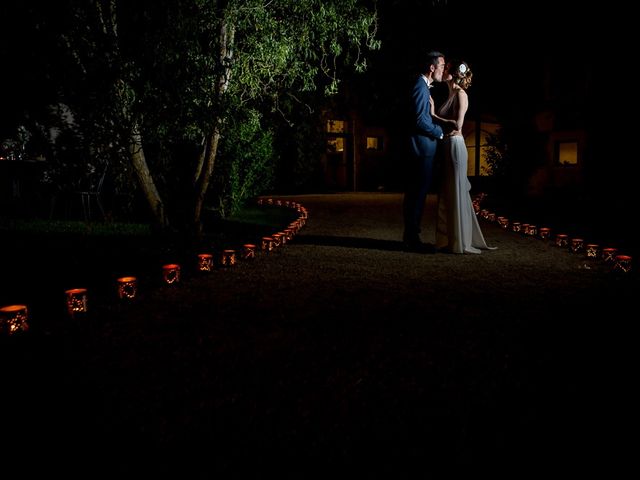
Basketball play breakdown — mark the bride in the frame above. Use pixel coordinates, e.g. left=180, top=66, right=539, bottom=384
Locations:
left=431, top=60, right=495, bottom=254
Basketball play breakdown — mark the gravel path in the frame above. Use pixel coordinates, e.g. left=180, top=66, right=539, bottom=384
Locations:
left=4, top=193, right=636, bottom=476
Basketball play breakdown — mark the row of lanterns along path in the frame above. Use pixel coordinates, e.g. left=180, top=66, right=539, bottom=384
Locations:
left=472, top=193, right=632, bottom=274
left=0, top=198, right=308, bottom=336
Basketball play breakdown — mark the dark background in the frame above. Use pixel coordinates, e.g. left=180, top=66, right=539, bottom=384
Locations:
left=353, top=0, right=604, bottom=116
left=355, top=0, right=635, bottom=253
left=1, top=0, right=636, bottom=220
left=0, top=1, right=623, bottom=129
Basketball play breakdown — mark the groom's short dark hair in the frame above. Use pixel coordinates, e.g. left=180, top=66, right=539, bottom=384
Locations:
left=422, top=51, right=444, bottom=73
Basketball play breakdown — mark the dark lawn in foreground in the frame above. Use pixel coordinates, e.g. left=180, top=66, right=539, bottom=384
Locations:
left=0, top=205, right=299, bottom=330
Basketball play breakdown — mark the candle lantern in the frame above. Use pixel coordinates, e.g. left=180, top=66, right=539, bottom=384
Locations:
left=614, top=255, right=632, bottom=273
left=511, top=222, right=521, bottom=233
left=243, top=244, right=256, bottom=260
left=539, top=227, right=551, bottom=240
left=521, top=224, right=530, bottom=235
left=275, top=199, right=282, bottom=206
left=65, top=288, right=88, bottom=316
left=221, top=249, right=236, bottom=267
left=555, top=234, right=569, bottom=247
left=480, top=209, right=489, bottom=219
left=284, top=228, right=294, bottom=242
left=498, top=217, right=509, bottom=229
left=117, top=276, right=137, bottom=300
left=585, top=244, right=599, bottom=258
left=198, top=253, right=214, bottom=272
left=257, top=198, right=264, bottom=205
left=266, top=198, right=274, bottom=205
left=570, top=238, right=584, bottom=253
left=487, top=213, right=496, bottom=222
left=601, top=247, right=617, bottom=262
left=272, top=233, right=283, bottom=248
left=261, top=236, right=274, bottom=252
left=0, top=304, right=29, bottom=335
left=162, top=264, right=181, bottom=284
left=277, top=231, right=288, bottom=245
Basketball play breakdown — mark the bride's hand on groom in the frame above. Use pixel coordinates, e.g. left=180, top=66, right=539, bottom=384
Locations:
left=442, top=119, right=458, bottom=133
left=446, top=129, right=461, bottom=137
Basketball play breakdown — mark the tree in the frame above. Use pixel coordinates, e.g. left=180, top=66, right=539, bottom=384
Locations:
left=49, top=0, right=380, bottom=233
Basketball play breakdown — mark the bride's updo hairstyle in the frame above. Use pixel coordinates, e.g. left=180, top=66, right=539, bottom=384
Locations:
left=450, top=60, right=472, bottom=90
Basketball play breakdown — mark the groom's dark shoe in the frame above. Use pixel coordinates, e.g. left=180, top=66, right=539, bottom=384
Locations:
left=402, top=234, right=435, bottom=253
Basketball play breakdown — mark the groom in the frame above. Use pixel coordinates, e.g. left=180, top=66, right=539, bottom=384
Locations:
left=402, top=51, right=446, bottom=252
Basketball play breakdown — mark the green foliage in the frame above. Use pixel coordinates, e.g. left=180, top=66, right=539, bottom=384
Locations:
left=0, top=218, right=151, bottom=236
left=483, top=131, right=509, bottom=179
left=10, top=0, right=380, bottom=228
left=211, top=109, right=277, bottom=218
left=229, top=205, right=299, bottom=228
left=229, top=0, right=380, bottom=100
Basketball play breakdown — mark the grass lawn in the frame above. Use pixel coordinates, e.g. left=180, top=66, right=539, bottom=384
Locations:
left=0, top=204, right=299, bottom=331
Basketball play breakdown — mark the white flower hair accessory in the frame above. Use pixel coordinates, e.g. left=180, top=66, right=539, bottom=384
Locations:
left=458, top=63, right=468, bottom=76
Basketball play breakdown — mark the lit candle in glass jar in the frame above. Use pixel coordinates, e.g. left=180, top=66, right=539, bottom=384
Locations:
left=162, top=264, right=181, bottom=284
left=221, top=249, right=236, bottom=267
left=555, top=234, right=569, bottom=247
left=570, top=238, right=584, bottom=253
left=0, top=304, right=29, bottom=335
left=65, top=288, right=88, bottom=316
left=585, top=244, right=599, bottom=258
left=197, top=253, right=213, bottom=272
left=539, top=227, right=551, bottom=240
left=613, top=255, right=632, bottom=273
left=261, top=236, right=273, bottom=252
left=243, top=244, right=256, bottom=260
left=117, top=276, right=137, bottom=300
left=601, top=247, right=617, bottom=262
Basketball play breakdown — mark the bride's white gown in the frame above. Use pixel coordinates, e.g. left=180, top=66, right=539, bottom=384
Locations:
left=435, top=95, right=495, bottom=254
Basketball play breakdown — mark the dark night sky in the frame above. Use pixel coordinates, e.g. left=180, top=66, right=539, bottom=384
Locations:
left=357, top=0, right=615, bottom=120
left=0, top=1, right=630, bottom=122
left=1, top=0, right=636, bottom=166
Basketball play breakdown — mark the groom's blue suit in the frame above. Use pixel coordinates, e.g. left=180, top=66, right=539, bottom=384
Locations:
left=403, top=74, right=444, bottom=244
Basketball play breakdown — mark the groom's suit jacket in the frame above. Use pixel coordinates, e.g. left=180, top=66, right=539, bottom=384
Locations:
left=409, top=75, right=443, bottom=158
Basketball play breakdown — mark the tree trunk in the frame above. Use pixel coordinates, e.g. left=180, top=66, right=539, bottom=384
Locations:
left=192, top=16, right=235, bottom=234
left=193, top=125, right=222, bottom=233
left=129, top=125, right=167, bottom=229
left=193, top=143, right=206, bottom=186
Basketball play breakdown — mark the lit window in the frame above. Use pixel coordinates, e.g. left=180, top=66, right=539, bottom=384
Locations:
left=327, top=120, right=346, bottom=133
left=556, top=141, right=578, bottom=165
left=327, top=137, right=344, bottom=152
left=464, top=123, right=501, bottom=177
left=366, top=136, right=383, bottom=150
